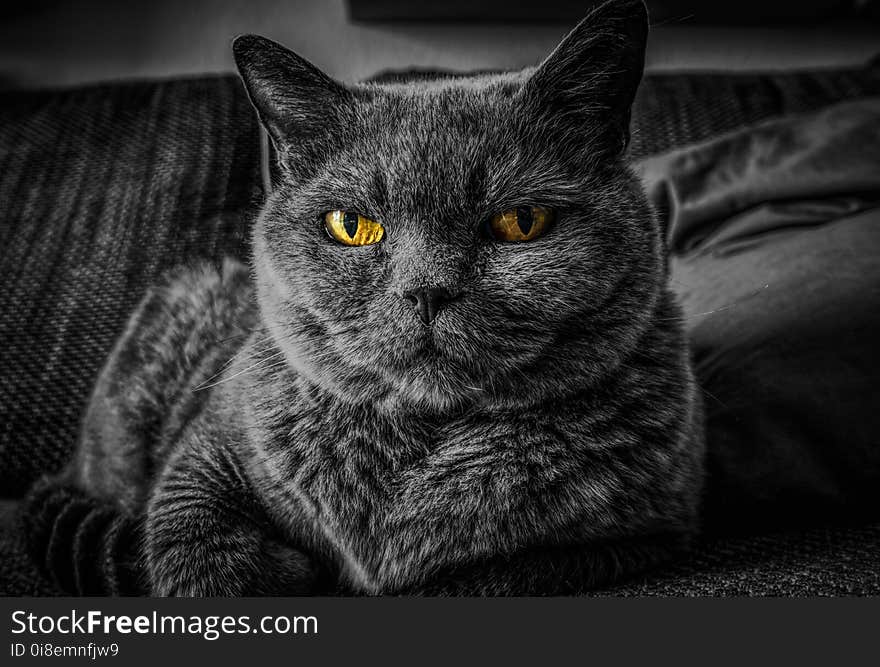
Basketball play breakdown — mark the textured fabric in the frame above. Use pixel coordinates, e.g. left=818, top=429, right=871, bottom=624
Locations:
left=2, top=62, right=880, bottom=596
left=629, top=64, right=880, bottom=159
left=0, top=76, right=262, bottom=498
left=7, top=492, right=880, bottom=596
left=603, top=523, right=880, bottom=596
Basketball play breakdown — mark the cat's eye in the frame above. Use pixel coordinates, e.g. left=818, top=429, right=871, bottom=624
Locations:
left=324, top=210, right=385, bottom=246
left=486, top=206, right=554, bottom=242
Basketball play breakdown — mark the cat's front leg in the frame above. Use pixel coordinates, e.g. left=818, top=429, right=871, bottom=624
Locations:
left=399, top=533, right=688, bottom=596
left=145, top=439, right=319, bottom=597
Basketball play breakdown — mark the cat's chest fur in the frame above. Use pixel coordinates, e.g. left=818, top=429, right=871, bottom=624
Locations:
left=238, top=354, right=691, bottom=593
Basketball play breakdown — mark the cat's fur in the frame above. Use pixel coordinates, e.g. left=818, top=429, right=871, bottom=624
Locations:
left=60, top=0, right=705, bottom=595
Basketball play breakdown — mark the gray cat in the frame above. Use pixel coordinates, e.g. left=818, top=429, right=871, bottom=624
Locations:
left=59, top=0, right=705, bottom=595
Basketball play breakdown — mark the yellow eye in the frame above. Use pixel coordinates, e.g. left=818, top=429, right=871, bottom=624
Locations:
left=487, top=206, right=553, bottom=242
left=324, top=210, right=385, bottom=246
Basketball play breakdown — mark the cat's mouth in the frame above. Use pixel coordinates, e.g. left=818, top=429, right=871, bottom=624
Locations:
left=401, top=332, right=449, bottom=367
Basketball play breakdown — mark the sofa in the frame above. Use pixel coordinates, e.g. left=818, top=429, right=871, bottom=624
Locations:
left=1, top=60, right=879, bottom=595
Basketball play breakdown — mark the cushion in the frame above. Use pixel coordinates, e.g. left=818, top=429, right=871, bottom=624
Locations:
left=640, top=98, right=880, bottom=532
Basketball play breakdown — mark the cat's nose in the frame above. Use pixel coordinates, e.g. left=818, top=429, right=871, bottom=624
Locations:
left=403, top=287, right=459, bottom=325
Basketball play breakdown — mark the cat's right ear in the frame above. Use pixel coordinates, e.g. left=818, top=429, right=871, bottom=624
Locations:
left=232, top=35, right=353, bottom=175
left=518, top=0, right=648, bottom=160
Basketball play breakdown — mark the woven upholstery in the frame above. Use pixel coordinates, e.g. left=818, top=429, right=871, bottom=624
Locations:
left=603, top=524, right=880, bottom=596
left=628, top=65, right=880, bottom=159
left=0, top=76, right=262, bottom=497
left=2, top=62, right=879, bottom=596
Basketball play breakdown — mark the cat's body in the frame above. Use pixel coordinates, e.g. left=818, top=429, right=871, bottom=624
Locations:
left=68, top=257, right=702, bottom=595
left=59, top=0, right=706, bottom=595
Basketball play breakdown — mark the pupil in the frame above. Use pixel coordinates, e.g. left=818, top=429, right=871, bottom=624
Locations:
left=343, top=212, right=359, bottom=239
left=515, top=207, right=533, bottom=235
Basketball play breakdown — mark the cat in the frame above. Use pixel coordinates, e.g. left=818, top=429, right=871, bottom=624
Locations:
left=54, top=0, right=705, bottom=595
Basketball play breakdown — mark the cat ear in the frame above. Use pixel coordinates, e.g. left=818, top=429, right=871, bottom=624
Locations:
left=232, top=35, right=354, bottom=174
left=519, top=0, right=648, bottom=157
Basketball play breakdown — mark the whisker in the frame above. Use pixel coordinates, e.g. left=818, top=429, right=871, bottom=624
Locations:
left=654, top=283, right=771, bottom=322
left=197, top=336, right=281, bottom=388
left=699, top=385, right=730, bottom=411
left=628, top=348, right=732, bottom=411
left=193, top=350, right=287, bottom=392
left=688, top=283, right=770, bottom=318
left=213, top=322, right=299, bottom=344
left=649, top=13, right=695, bottom=28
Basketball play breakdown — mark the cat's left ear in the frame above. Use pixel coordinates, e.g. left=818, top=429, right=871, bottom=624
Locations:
left=233, top=35, right=355, bottom=176
left=519, top=0, right=648, bottom=158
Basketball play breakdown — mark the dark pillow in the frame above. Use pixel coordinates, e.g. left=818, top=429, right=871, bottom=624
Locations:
left=639, top=97, right=880, bottom=531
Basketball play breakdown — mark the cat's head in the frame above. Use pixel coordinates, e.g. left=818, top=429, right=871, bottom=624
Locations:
left=234, top=0, right=663, bottom=414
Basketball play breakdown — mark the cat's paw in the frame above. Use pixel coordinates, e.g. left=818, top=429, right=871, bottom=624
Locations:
left=251, top=539, right=320, bottom=596
left=148, top=538, right=321, bottom=597
left=149, top=554, right=248, bottom=597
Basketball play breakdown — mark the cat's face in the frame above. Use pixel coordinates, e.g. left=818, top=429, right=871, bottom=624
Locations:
left=236, top=0, right=663, bottom=413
